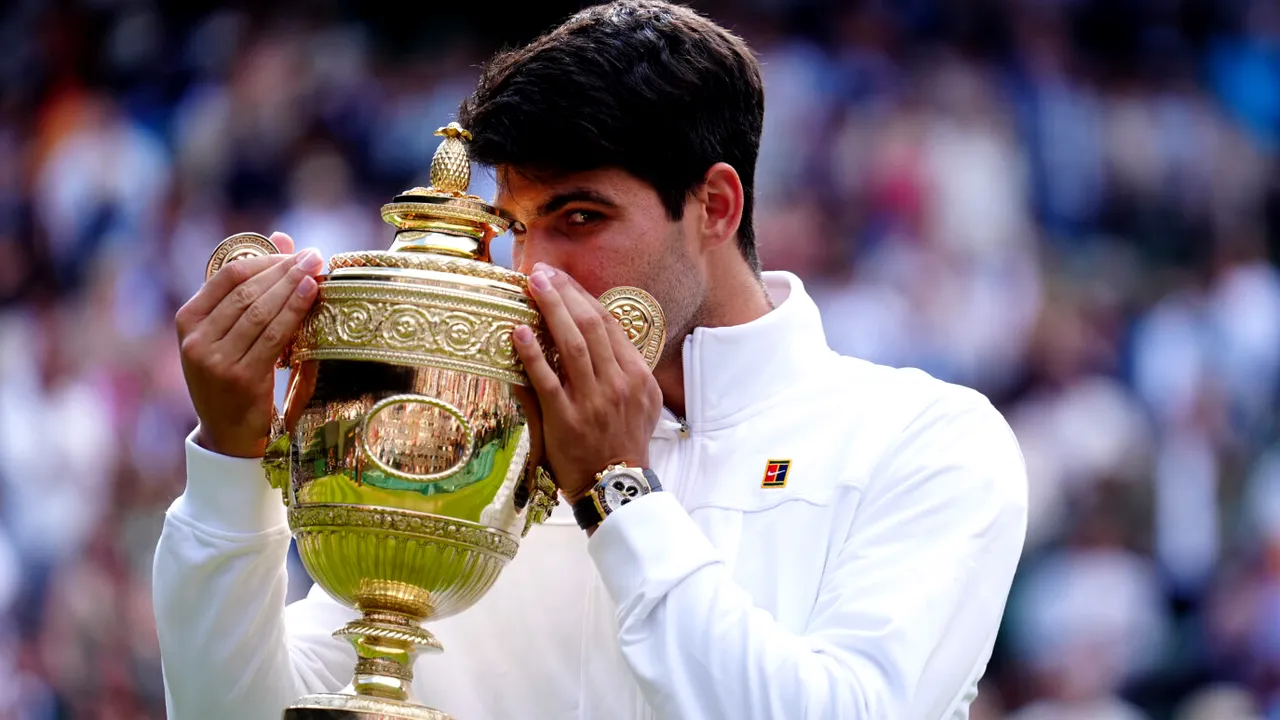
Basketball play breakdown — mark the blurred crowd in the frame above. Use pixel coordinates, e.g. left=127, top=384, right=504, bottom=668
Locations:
left=1, top=0, right=1279, bottom=718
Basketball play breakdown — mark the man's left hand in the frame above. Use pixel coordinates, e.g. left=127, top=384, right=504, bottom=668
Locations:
left=512, top=262, right=662, bottom=504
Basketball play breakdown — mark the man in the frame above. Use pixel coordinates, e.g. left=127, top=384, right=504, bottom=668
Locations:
left=153, top=2, right=1029, bottom=718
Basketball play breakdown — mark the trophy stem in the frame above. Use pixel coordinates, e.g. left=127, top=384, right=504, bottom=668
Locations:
left=334, top=609, right=443, bottom=702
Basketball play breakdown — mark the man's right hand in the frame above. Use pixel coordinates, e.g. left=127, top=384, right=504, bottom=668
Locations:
left=175, top=232, right=324, bottom=459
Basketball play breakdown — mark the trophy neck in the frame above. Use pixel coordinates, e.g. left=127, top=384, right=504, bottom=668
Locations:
left=389, top=228, right=489, bottom=262
left=381, top=194, right=509, bottom=263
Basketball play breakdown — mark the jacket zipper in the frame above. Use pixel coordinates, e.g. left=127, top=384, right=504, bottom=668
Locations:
left=632, top=337, right=694, bottom=719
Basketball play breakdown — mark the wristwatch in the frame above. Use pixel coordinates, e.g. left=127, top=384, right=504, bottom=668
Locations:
left=572, top=463, right=663, bottom=530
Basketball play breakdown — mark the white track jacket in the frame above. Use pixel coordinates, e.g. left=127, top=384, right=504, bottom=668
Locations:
left=153, top=271, right=1029, bottom=720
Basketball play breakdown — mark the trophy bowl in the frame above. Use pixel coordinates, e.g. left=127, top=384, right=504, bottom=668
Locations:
left=205, top=124, right=665, bottom=720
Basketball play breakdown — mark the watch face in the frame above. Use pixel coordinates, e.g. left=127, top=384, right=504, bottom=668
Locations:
left=601, top=471, right=644, bottom=511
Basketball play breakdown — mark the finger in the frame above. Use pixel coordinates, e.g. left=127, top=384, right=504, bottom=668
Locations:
left=542, top=264, right=621, bottom=383
left=513, top=323, right=567, bottom=410
left=603, top=307, right=651, bottom=376
left=283, top=360, right=319, bottom=432
left=270, top=231, right=295, bottom=255
left=178, top=253, right=288, bottom=328
left=203, top=251, right=319, bottom=341
left=239, top=272, right=320, bottom=370
left=555, top=269, right=645, bottom=376
left=527, top=266, right=594, bottom=386
left=512, top=384, right=546, bottom=474
left=218, top=251, right=323, bottom=360
left=513, top=384, right=542, bottom=429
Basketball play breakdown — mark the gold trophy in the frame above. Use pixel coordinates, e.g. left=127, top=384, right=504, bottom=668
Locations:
left=204, top=124, right=666, bottom=720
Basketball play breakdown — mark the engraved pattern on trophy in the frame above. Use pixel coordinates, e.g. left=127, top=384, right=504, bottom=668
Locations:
left=291, top=281, right=548, bottom=386
left=599, top=286, right=668, bottom=369
left=289, top=505, right=518, bottom=564
left=286, top=695, right=453, bottom=720
left=611, top=301, right=650, bottom=343
left=289, top=504, right=518, bottom=620
left=382, top=201, right=515, bottom=231
left=328, top=251, right=528, bottom=289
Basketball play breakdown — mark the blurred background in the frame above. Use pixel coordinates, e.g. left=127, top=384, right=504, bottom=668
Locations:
left=0, top=0, right=1278, bottom=717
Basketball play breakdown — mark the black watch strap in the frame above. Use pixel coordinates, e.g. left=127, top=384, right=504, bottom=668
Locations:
left=642, top=468, right=663, bottom=492
left=572, top=495, right=604, bottom=530
left=573, top=468, right=662, bottom=530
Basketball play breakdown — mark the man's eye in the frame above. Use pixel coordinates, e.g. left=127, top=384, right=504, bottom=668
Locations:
left=566, top=210, right=599, bottom=226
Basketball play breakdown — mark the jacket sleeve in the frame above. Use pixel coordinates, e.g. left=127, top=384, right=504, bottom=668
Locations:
left=587, top=397, right=1029, bottom=720
left=152, top=430, right=357, bottom=720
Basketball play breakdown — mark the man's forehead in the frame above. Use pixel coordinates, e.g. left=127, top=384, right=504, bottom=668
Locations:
left=496, top=166, right=613, bottom=195
left=492, top=168, right=551, bottom=207
left=493, top=167, right=629, bottom=215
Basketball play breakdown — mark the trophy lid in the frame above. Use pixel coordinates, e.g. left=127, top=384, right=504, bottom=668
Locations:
left=379, top=122, right=513, bottom=263
left=321, top=122, right=528, bottom=292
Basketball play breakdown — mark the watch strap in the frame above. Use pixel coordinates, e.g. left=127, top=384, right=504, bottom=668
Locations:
left=572, top=493, right=604, bottom=530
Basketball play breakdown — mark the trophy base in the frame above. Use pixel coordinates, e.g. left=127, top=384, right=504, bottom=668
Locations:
left=284, top=694, right=454, bottom=720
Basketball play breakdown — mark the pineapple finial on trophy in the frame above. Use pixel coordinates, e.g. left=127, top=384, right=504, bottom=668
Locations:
left=430, top=122, right=473, bottom=195
left=380, top=122, right=512, bottom=258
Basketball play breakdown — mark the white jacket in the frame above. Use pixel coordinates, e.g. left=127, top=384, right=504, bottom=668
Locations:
left=153, top=271, right=1028, bottom=720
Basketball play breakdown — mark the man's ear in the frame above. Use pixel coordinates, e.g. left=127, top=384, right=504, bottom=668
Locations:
left=696, top=162, right=744, bottom=250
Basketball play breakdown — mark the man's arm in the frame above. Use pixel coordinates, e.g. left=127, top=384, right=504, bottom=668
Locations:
left=588, top=397, right=1028, bottom=720
left=153, top=432, right=357, bottom=719
left=157, top=231, right=344, bottom=717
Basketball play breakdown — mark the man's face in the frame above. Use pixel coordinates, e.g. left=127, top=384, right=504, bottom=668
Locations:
left=494, top=167, right=707, bottom=354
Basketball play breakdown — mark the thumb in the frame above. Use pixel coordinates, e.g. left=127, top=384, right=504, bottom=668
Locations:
left=282, top=361, right=319, bottom=432
left=269, top=231, right=296, bottom=255
left=513, top=385, right=544, bottom=462
left=513, top=385, right=546, bottom=487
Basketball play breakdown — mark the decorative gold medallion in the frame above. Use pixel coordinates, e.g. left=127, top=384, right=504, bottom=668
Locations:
left=599, top=286, right=667, bottom=370
left=205, top=232, right=281, bottom=281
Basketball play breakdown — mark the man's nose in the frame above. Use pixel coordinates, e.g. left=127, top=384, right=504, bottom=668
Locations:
left=513, top=235, right=555, bottom=276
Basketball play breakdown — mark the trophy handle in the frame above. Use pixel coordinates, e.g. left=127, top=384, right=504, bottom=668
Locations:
left=262, top=407, right=292, bottom=505
left=519, top=463, right=560, bottom=537
left=599, top=286, right=667, bottom=371
left=356, top=394, right=477, bottom=485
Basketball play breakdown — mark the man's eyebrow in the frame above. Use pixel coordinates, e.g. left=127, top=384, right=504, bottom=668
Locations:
left=537, top=189, right=620, bottom=217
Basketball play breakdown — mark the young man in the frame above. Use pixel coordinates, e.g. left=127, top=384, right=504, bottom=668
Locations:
left=154, top=2, right=1028, bottom=718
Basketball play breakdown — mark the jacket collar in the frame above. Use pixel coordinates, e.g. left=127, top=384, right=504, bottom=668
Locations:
left=658, top=271, right=833, bottom=435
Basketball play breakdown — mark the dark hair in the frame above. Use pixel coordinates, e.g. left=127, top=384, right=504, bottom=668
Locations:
left=458, top=0, right=765, bottom=272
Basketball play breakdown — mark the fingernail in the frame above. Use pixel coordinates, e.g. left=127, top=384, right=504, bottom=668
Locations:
left=514, top=325, right=533, bottom=343
left=532, top=262, right=557, bottom=277
left=296, top=249, right=323, bottom=273
left=296, top=275, right=317, bottom=297
left=530, top=271, right=552, bottom=292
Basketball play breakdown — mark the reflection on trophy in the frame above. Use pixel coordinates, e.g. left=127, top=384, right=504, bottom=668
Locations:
left=204, top=123, right=666, bottom=720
